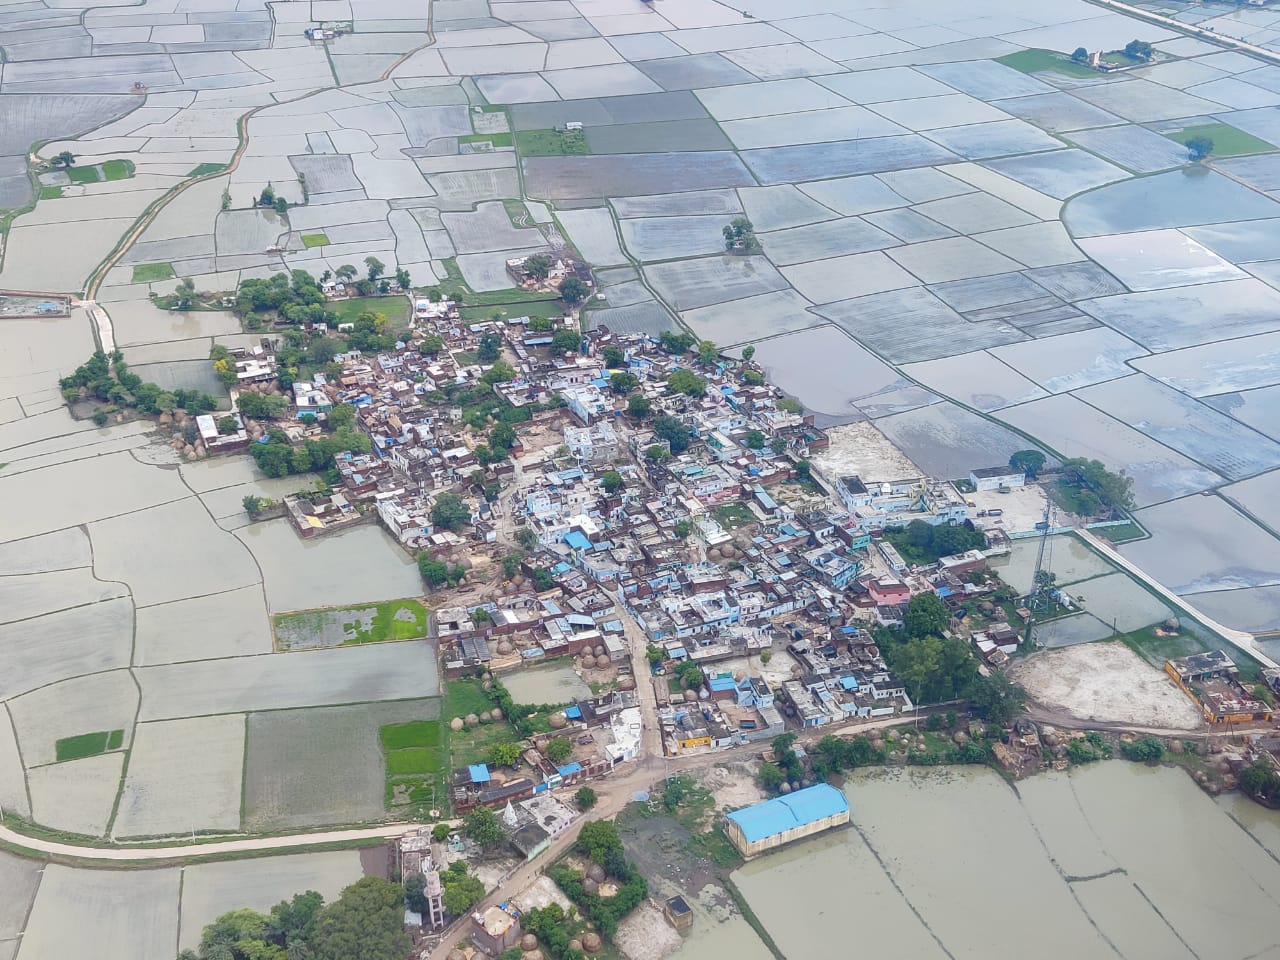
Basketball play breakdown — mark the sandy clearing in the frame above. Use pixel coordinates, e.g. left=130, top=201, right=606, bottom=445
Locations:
left=1009, top=641, right=1202, bottom=730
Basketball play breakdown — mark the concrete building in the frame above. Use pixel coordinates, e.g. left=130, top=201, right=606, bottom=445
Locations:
left=470, top=904, right=521, bottom=955
left=969, top=466, right=1025, bottom=491
left=724, top=784, right=850, bottom=859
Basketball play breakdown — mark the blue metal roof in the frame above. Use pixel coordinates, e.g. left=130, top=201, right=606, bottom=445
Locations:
left=564, top=705, right=583, bottom=720
left=565, top=531, right=591, bottom=551
left=709, top=677, right=736, bottom=691
left=557, top=762, right=582, bottom=776
left=469, top=764, right=491, bottom=784
left=725, top=784, right=849, bottom=843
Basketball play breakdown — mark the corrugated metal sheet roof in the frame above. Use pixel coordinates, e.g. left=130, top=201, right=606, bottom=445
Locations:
left=725, top=784, right=848, bottom=843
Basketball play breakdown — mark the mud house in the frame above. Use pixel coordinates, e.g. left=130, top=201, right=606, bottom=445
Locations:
left=1166, top=651, right=1273, bottom=725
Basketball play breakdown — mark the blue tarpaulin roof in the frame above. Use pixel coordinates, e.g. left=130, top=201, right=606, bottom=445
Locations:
left=709, top=677, right=736, bottom=692
left=557, top=762, right=582, bottom=776
left=839, top=676, right=859, bottom=691
left=565, top=531, right=591, bottom=551
left=725, top=784, right=848, bottom=843
left=469, top=764, right=491, bottom=784
left=565, top=705, right=583, bottom=720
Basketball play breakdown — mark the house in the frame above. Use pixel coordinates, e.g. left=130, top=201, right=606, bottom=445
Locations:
left=470, top=904, right=522, bottom=955
left=723, top=784, right=850, bottom=859
left=562, top=384, right=611, bottom=424
left=969, top=466, right=1025, bottom=491
left=564, top=421, right=619, bottom=465
left=1166, top=651, right=1273, bottom=725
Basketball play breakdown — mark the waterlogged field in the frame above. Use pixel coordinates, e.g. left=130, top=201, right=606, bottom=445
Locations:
left=734, top=765, right=1280, bottom=960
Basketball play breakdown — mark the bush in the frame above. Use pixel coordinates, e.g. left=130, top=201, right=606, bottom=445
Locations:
left=1120, top=737, right=1164, bottom=763
left=575, top=786, right=596, bottom=810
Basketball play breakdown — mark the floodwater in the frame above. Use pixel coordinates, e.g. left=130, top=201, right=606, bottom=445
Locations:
left=732, top=764, right=1280, bottom=960
left=501, top=662, right=591, bottom=706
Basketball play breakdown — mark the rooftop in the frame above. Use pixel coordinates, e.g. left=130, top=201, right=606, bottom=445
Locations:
left=725, top=783, right=849, bottom=843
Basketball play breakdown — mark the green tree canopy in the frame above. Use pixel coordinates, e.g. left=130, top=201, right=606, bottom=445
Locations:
left=523, top=254, right=552, bottom=281
left=627, top=393, right=651, bottom=418
left=666, top=369, right=705, bottom=397
left=310, top=878, right=409, bottom=960
left=463, top=805, right=505, bottom=848
left=903, top=592, right=950, bottom=639
left=545, top=737, right=572, bottom=764
left=431, top=492, right=471, bottom=531
left=1009, top=449, right=1046, bottom=478
left=576, top=819, right=624, bottom=865
left=601, top=470, right=624, bottom=494
left=550, top=328, right=581, bottom=354
left=558, top=277, right=589, bottom=305
left=488, top=741, right=522, bottom=767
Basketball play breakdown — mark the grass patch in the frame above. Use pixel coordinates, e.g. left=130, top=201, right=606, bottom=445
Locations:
left=460, top=132, right=513, bottom=147
left=101, top=159, right=133, bottom=181
left=38, top=186, right=62, bottom=200
left=465, top=287, right=562, bottom=308
left=1119, top=625, right=1211, bottom=667
left=325, top=294, right=409, bottom=324
left=459, top=298, right=563, bottom=322
left=444, top=678, right=494, bottom=719
left=188, top=162, right=226, bottom=177
left=451, top=722, right=514, bottom=767
left=478, top=104, right=506, bottom=113
left=714, top=502, right=756, bottom=529
left=1095, top=521, right=1144, bottom=544
left=132, top=262, right=175, bottom=283
left=55, top=730, right=124, bottom=762
left=66, top=165, right=100, bottom=184
left=379, top=720, right=440, bottom=751
left=301, top=232, right=331, bottom=248
left=453, top=349, right=480, bottom=367
left=514, top=128, right=590, bottom=157
left=386, top=747, right=440, bottom=776
left=273, top=598, right=427, bottom=647
left=1166, top=122, right=1275, bottom=157
left=996, top=48, right=1097, bottom=78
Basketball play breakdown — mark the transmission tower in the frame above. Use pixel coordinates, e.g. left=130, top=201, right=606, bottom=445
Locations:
left=1024, top=501, right=1056, bottom=645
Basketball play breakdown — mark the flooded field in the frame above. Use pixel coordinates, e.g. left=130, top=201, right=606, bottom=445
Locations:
left=734, top=764, right=1280, bottom=960
left=502, top=661, right=591, bottom=706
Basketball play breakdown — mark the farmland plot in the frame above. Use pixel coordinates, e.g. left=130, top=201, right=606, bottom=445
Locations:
left=620, top=215, right=736, bottom=261
left=137, top=640, right=439, bottom=720
left=16, top=865, right=179, bottom=960
left=644, top=255, right=788, bottom=310
left=178, top=852, right=366, bottom=953
left=135, top=587, right=273, bottom=665
left=90, top=497, right=260, bottom=607
left=0, top=597, right=133, bottom=699
left=243, top=699, right=440, bottom=831
left=0, top=566, right=127, bottom=626
left=0, top=527, right=91, bottom=575
left=0, top=718, right=29, bottom=819
left=114, top=714, right=245, bottom=837
left=9, top=670, right=137, bottom=766
left=26, top=752, right=124, bottom=836
left=875, top=402, right=1030, bottom=481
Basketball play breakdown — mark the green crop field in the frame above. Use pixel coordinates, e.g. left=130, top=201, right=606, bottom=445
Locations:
left=301, top=233, right=331, bottom=248
left=326, top=294, right=409, bottom=324
left=444, top=679, right=493, bottom=719
left=55, top=729, right=124, bottom=762
left=189, top=162, right=227, bottom=176
left=379, top=720, right=440, bottom=751
left=132, top=262, right=175, bottom=283
left=386, top=747, right=439, bottom=776
left=39, top=186, right=62, bottom=200
left=273, top=598, right=428, bottom=649
left=381, top=719, right=446, bottom=812
left=460, top=299, right=563, bottom=322
left=1166, top=122, right=1275, bottom=157
left=101, top=159, right=133, bottom=181
left=67, top=166, right=99, bottom=184
left=514, top=128, right=590, bottom=157
left=996, top=48, right=1097, bottom=78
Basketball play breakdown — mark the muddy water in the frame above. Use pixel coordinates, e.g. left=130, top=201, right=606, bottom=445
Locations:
left=731, top=764, right=1280, bottom=960
left=501, top=662, right=591, bottom=706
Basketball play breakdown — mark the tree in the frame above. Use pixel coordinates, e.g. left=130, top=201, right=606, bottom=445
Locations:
left=259, top=183, right=275, bottom=206
left=273, top=195, right=289, bottom=215
left=463, top=806, right=505, bottom=849
left=558, top=277, right=589, bottom=305
left=610, top=371, right=638, bottom=395
left=658, top=331, right=696, bottom=355
left=418, top=554, right=448, bottom=587
left=328, top=403, right=355, bottom=431
left=698, top=340, right=718, bottom=366
left=394, top=267, right=411, bottom=290
left=892, top=634, right=944, bottom=703
left=645, top=444, right=669, bottom=461
left=471, top=607, right=492, bottom=626
left=528, top=316, right=552, bottom=332
left=431, top=492, right=470, bottom=531
left=653, top=415, right=692, bottom=453
left=722, top=216, right=758, bottom=252
left=576, top=819, right=623, bottom=865
left=404, top=873, right=429, bottom=914
left=52, top=150, right=76, bottom=169
left=965, top=672, right=1027, bottom=727
left=432, top=822, right=452, bottom=841
left=769, top=437, right=787, bottom=455
left=217, top=415, right=239, bottom=435
left=482, top=360, right=516, bottom=384
left=364, top=256, right=385, bottom=281
left=172, top=277, right=197, bottom=311
left=601, top=470, right=623, bottom=494
left=550, top=328, right=581, bottom=354
left=575, top=786, right=597, bottom=810
left=238, top=392, right=288, bottom=419
left=477, top=331, right=501, bottom=364
left=336, top=264, right=358, bottom=282
left=602, top=346, right=624, bottom=367
left=1124, top=38, right=1153, bottom=60
left=1185, top=135, right=1214, bottom=161
left=646, top=643, right=663, bottom=666
left=795, top=459, right=811, bottom=481
left=903, top=592, right=950, bottom=639
left=545, top=737, right=572, bottom=764
left=744, top=429, right=766, bottom=450
left=488, top=741, right=522, bottom=767
left=1120, top=737, right=1164, bottom=763
left=515, top=526, right=539, bottom=551
left=742, top=369, right=764, bottom=386
left=441, top=872, right=484, bottom=916
left=741, top=344, right=755, bottom=363
left=666, top=369, right=705, bottom=397
left=1071, top=46, right=1089, bottom=62
left=627, top=393, right=651, bottom=419
left=1059, top=457, right=1134, bottom=513
left=309, top=878, right=410, bottom=960
left=674, top=519, right=691, bottom=539
left=523, top=253, right=552, bottom=282
left=1009, top=449, right=1046, bottom=478
left=758, top=762, right=785, bottom=792
left=501, top=553, right=520, bottom=577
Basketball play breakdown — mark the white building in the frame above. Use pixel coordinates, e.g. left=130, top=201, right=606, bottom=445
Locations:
left=564, top=420, right=619, bottom=465
left=969, top=466, right=1026, bottom=491
left=562, top=384, right=611, bottom=424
